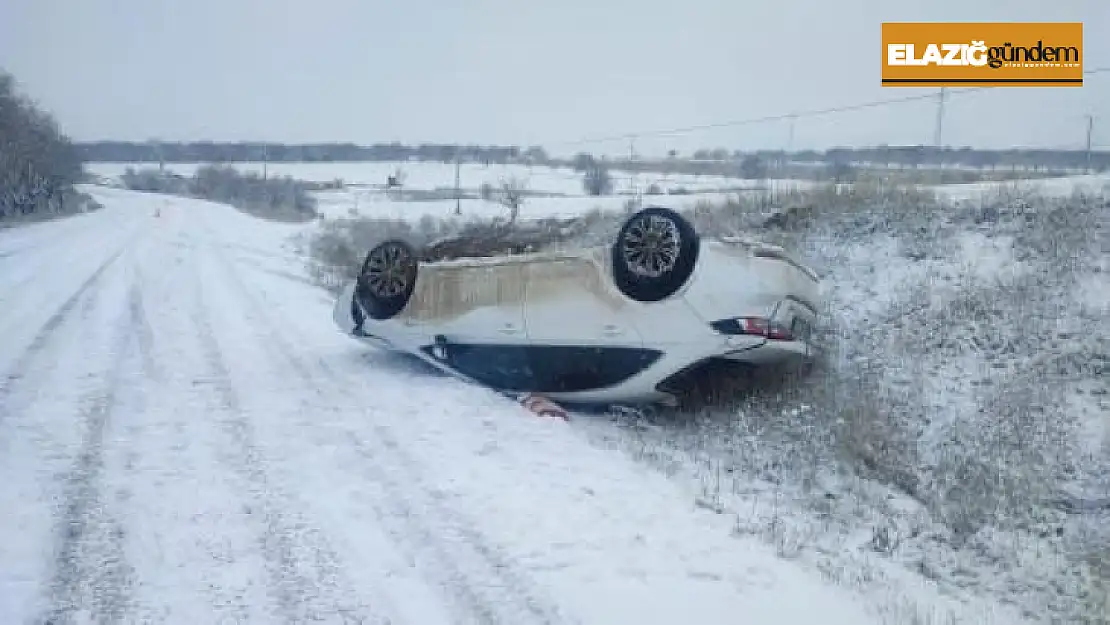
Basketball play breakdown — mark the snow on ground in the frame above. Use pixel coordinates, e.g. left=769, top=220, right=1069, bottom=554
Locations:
left=0, top=186, right=884, bottom=624
left=86, top=160, right=1110, bottom=212
left=933, top=171, right=1110, bottom=202
left=311, top=189, right=760, bottom=222
left=307, top=169, right=1105, bottom=225
left=34, top=168, right=1107, bottom=622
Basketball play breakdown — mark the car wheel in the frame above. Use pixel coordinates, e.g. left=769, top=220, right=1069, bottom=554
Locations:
left=611, top=206, right=699, bottom=302
left=355, top=239, right=418, bottom=320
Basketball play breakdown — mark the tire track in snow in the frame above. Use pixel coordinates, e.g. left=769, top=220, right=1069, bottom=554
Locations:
left=0, top=221, right=139, bottom=305
left=187, top=259, right=387, bottom=624
left=0, top=251, right=62, bottom=302
left=204, top=235, right=573, bottom=625
left=129, top=263, right=161, bottom=383
left=218, top=240, right=300, bottom=263
left=0, top=223, right=96, bottom=270
left=111, top=243, right=266, bottom=624
left=231, top=252, right=330, bottom=291
left=41, top=268, right=139, bottom=625
left=0, top=237, right=135, bottom=418
left=0, top=241, right=45, bottom=260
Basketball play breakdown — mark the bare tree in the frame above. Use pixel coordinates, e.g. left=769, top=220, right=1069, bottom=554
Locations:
left=385, top=166, right=406, bottom=188
left=498, top=176, right=526, bottom=224
left=582, top=162, right=613, bottom=196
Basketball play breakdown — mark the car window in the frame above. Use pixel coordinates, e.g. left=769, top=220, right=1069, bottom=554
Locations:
left=427, top=344, right=662, bottom=393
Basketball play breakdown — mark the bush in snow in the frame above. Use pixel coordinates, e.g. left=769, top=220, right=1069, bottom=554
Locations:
left=121, top=167, right=190, bottom=194
left=306, top=215, right=460, bottom=291
left=119, top=164, right=319, bottom=222
left=582, top=161, right=614, bottom=196
left=739, top=154, right=767, bottom=180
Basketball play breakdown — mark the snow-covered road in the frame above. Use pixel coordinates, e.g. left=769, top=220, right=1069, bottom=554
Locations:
left=0, top=188, right=881, bottom=624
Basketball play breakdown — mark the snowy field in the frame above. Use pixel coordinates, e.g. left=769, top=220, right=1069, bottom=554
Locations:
left=86, top=161, right=1109, bottom=224
left=87, top=160, right=802, bottom=195
left=3, top=169, right=1107, bottom=623
left=932, top=171, right=1110, bottom=202
left=308, top=190, right=756, bottom=222
left=307, top=171, right=1110, bottom=223
left=85, top=161, right=816, bottom=221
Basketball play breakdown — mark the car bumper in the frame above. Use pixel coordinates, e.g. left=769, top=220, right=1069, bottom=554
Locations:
left=719, top=337, right=821, bottom=364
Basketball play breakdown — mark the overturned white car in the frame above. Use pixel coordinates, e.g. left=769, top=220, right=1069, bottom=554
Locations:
left=333, top=206, right=822, bottom=407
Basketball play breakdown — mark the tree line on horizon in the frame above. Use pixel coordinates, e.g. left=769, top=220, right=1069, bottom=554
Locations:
left=76, top=140, right=1109, bottom=174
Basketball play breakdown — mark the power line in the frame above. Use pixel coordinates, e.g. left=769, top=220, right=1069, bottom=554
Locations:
left=551, top=92, right=942, bottom=148
left=547, top=66, right=1110, bottom=150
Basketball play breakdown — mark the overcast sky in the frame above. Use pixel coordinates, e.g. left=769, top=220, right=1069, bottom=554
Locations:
left=2, top=0, right=1107, bottom=155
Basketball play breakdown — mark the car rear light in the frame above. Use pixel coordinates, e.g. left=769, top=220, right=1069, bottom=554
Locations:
left=764, top=321, right=794, bottom=340
left=710, top=317, right=794, bottom=340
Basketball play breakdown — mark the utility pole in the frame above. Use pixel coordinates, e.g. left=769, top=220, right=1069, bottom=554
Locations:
left=151, top=139, right=164, bottom=173
left=454, top=155, right=462, bottom=215
left=786, top=113, right=797, bottom=153
left=262, top=144, right=268, bottom=180
left=629, top=139, right=640, bottom=208
left=1084, top=114, right=1095, bottom=173
left=933, top=87, right=947, bottom=148
left=785, top=113, right=798, bottom=177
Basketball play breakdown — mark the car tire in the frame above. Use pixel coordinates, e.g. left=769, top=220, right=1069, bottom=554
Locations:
left=611, top=206, right=699, bottom=302
left=355, top=239, right=418, bottom=320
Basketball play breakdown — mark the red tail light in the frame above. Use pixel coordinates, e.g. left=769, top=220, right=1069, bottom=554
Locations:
left=765, top=322, right=794, bottom=341
left=740, top=317, right=768, bottom=335
left=741, top=317, right=794, bottom=340
left=711, top=317, right=797, bottom=340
